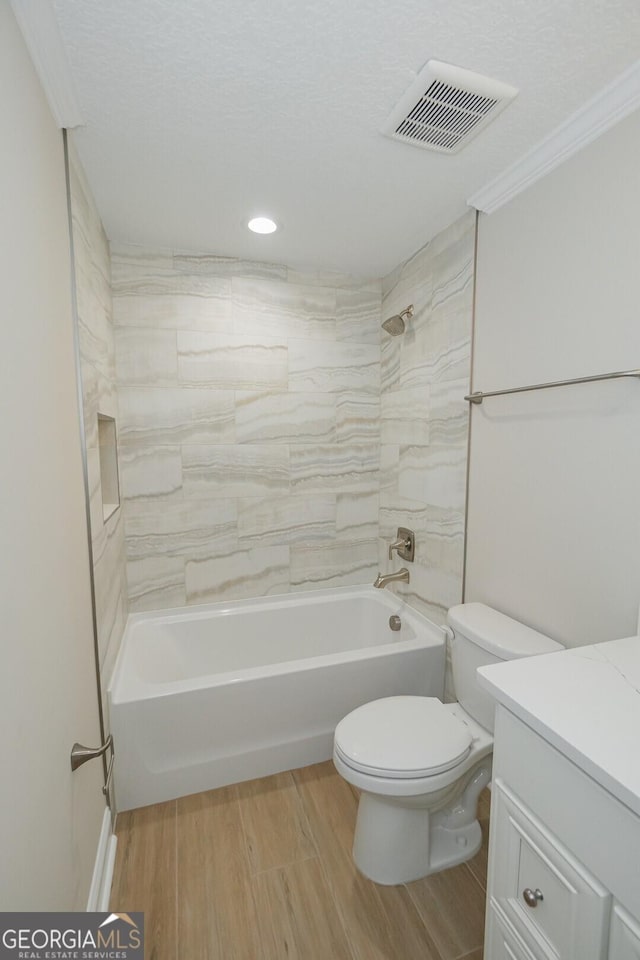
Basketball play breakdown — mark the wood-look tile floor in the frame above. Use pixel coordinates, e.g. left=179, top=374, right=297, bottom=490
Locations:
left=111, top=762, right=490, bottom=960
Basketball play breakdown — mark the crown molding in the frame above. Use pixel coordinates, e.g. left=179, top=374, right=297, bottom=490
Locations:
left=11, top=0, right=83, bottom=128
left=469, top=59, right=640, bottom=214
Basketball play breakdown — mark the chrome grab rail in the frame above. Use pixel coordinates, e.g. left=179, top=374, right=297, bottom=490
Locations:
left=465, top=368, right=640, bottom=405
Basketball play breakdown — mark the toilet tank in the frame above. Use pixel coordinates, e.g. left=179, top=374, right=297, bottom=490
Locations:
left=447, top=603, right=563, bottom=732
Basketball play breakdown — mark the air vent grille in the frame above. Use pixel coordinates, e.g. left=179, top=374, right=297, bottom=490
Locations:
left=382, top=61, right=518, bottom=155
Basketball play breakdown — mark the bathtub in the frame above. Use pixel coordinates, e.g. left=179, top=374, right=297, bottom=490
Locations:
left=109, top=585, right=445, bottom=811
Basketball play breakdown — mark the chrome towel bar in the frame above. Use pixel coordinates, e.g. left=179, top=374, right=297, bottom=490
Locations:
left=465, top=368, right=640, bottom=404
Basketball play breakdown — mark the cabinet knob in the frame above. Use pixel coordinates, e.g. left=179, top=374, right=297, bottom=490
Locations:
left=522, top=888, right=544, bottom=908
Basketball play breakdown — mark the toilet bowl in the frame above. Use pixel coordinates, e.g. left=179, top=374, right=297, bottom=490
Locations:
left=333, top=603, right=562, bottom=885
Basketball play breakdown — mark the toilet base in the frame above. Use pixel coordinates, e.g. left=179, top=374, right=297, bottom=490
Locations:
left=351, top=760, right=491, bottom=885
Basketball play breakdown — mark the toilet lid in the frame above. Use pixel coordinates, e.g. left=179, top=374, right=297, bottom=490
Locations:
left=334, top=696, right=472, bottom=779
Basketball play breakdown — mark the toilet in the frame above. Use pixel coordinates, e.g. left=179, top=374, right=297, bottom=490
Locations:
left=333, top=602, right=562, bottom=885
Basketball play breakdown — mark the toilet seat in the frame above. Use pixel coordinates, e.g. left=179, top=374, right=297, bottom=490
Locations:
left=334, top=696, right=472, bottom=779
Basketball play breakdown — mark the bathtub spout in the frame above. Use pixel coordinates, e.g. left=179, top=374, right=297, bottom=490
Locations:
left=373, top=568, right=410, bottom=589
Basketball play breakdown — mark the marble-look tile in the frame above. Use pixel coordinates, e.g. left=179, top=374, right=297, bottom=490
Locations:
left=380, top=334, right=401, bottom=393
left=429, top=378, right=469, bottom=446
left=110, top=243, right=174, bottom=281
left=287, top=267, right=377, bottom=288
left=237, top=495, right=335, bottom=546
left=378, top=499, right=430, bottom=541
left=336, top=393, right=380, bottom=442
left=290, top=444, right=379, bottom=495
left=289, top=340, right=379, bottom=394
left=86, top=444, right=106, bottom=549
left=290, top=540, right=378, bottom=590
left=232, top=277, right=336, bottom=340
left=417, top=506, right=465, bottom=574
left=385, top=271, right=433, bottom=347
left=124, top=498, right=237, bottom=561
left=379, top=444, right=400, bottom=498
left=394, top=561, right=462, bottom=622
left=177, top=331, right=287, bottom=390
left=173, top=252, right=288, bottom=281
left=112, top=273, right=232, bottom=332
left=336, top=492, right=379, bottom=541
left=94, top=518, right=128, bottom=666
left=119, top=445, right=183, bottom=501
left=70, top=141, right=128, bottom=713
left=429, top=206, right=476, bottom=259
left=380, top=385, right=431, bottom=445
left=235, top=391, right=336, bottom=444
left=391, top=237, right=432, bottom=292
left=127, top=555, right=186, bottom=612
left=118, top=387, right=235, bottom=445
left=182, top=444, right=289, bottom=499
left=115, top=328, right=178, bottom=385
left=336, top=285, right=381, bottom=344
left=185, top=546, right=290, bottom=604
left=398, top=444, right=467, bottom=509
left=77, top=293, right=113, bottom=384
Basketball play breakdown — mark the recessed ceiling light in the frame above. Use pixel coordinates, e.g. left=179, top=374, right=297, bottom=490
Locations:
left=248, top=216, right=277, bottom=234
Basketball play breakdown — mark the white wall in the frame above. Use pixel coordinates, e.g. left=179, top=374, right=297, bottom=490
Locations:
left=466, top=109, right=640, bottom=646
left=0, top=3, right=105, bottom=908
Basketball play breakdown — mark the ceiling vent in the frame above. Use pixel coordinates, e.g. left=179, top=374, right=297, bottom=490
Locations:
left=382, top=60, right=518, bottom=154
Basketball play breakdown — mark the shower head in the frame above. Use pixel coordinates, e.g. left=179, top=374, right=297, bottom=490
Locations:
left=382, top=304, right=413, bottom=336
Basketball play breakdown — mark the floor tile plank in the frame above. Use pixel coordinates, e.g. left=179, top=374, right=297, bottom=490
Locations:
left=466, top=818, right=489, bottom=891
left=176, top=787, right=263, bottom=960
left=252, top=858, right=354, bottom=960
left=407, top=863, right=486, bottom=960
left=294, top=762, right=442, bottom=960
left=110, top=801, right=177, bottom=960
left=236, top=770, right=317, bottom=875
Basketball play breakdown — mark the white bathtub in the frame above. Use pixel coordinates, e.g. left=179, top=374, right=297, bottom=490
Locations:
left=109, top=585, right=445, bottom=810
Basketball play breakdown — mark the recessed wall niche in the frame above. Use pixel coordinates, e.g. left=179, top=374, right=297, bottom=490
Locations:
left=97, top=414, right=120, bottom=521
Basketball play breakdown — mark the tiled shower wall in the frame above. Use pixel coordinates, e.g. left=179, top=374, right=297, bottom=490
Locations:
left=378, top=211, right=475, bottom=625
left=111, top=248, right=382, bottom=611
left=68, top=142, right=128, bottom=711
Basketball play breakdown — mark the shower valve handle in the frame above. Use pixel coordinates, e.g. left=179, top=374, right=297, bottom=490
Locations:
left=388, top=528, right=415, bottom=562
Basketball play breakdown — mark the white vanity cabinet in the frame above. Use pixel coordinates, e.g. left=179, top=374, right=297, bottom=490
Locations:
left=609, top=906, right=640, bottom=960
left=484, top=706, right=640, bottom=960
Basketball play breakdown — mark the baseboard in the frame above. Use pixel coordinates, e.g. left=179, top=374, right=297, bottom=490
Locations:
left=86, top=807, right=118, bottom=911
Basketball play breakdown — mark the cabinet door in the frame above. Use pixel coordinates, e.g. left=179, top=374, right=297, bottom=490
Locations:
left=489, top=779, right=610, bottom=960
left=610, top=905, right=640, bottom=960
left=486, top=904, right=540, bottom=960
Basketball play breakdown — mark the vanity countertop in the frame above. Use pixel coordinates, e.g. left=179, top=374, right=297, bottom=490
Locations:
left=478, top=634, right=640, bottom=816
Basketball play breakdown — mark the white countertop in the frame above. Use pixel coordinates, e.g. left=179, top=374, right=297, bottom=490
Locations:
left=478, top=635, right=640, bottom=817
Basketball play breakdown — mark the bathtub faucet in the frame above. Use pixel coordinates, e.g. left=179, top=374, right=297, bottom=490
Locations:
left=373, top=568, right=410, bottom=589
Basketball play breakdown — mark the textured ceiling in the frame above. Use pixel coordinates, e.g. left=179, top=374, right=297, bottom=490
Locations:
left=52, top=0, right=640, bottom=275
